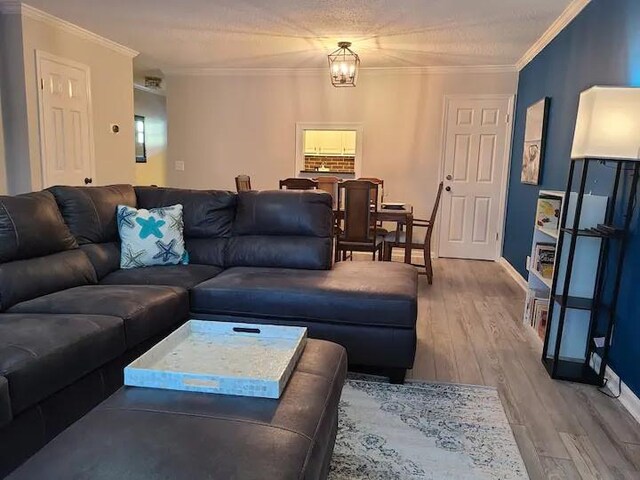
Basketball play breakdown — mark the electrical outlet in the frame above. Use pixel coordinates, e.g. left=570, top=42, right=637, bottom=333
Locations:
left=175, top=161, right=185, bottom=172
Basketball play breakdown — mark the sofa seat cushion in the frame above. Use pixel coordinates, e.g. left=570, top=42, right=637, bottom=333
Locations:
left=191, top=262, right=418, bottom=329
left=0, top=314, right=125, bottom=416
left=8, top=286, right=189, bottom=348
left=100, top=265, right=222, bottom=290
left=7, top=340, right=347, bottom=480
left=0, top=376, right=10, bottom=428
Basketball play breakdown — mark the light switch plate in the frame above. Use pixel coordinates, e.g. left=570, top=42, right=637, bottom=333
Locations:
left=175, top=161, right=185, bottom=171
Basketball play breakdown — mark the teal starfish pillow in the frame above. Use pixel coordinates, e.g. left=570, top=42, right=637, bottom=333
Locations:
left=117, top=204, right=188, bottom=269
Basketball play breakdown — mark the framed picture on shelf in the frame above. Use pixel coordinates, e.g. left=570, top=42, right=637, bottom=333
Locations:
left=536, top=195, right=562, bottom=232
left=521, top=97, right=550, bottom=185
left=534, top=242, right=555, bottom=279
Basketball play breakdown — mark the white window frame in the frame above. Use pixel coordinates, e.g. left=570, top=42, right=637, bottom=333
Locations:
left=294, top=122, right=363, bottom=178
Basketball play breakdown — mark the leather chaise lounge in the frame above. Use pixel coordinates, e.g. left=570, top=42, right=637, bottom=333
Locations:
left=0, top=184, right=418, bottom=477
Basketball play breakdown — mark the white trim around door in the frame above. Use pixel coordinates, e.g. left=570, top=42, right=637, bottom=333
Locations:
left=36, top=50, right=97, bottom=188
left=436, top=94, right=515, bottom=261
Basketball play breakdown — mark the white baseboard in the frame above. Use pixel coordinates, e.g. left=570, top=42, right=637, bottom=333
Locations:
left=497, top=257, right=528, bottom=291
left=589, top=354, right=640, bottom=425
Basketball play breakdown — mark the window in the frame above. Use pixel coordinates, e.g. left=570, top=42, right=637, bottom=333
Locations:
left=295, top=123, right=363, bottom=177
left=135, top=115, right=146, bottom=163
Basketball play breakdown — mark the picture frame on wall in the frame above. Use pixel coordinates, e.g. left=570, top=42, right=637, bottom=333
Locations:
left=521, top=97, right=550, bottom=185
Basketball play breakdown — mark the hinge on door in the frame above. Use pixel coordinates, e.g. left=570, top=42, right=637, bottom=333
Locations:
left=505, top=113, right=510, bottom=124
left=496, top=232, right=499, bottom=241
left=40, top=78, right=44, bottom=90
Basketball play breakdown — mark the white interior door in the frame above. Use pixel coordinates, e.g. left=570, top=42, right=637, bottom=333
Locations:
left=37, top=52, right=95, bottom=187
left=438, top=96, right=512, bottom=261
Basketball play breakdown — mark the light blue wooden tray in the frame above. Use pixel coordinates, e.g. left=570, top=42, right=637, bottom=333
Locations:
left=124, top=320, right=307, bottom=399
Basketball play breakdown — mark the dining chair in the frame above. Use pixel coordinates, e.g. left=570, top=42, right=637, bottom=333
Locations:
left=279, top=178, right=319, bottom=190
left=314, top=176, right=341, bottom=209
left=383, top=182, right=444, bottom=284
left=335, top=180, right=384, bottom=262
left=235, top=175, right=252, bottom=192
left=357, top=176, right=387, bottom=233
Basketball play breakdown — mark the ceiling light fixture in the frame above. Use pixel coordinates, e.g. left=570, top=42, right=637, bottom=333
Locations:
left=328, top=41, right=360, bottom=88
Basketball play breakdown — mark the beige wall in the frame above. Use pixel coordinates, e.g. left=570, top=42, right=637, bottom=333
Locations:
left=134, top=87, right=167, bottom=186
left=0, top=58, right=6, bottom=195
left=0, top=12, right=135, bottom=194
left=0, top=13, right=30, bottom=195
left=0, top=18, right=5, bottom=194
left=166, top=70, right=518, bottom=220
left=19, top=14, right=135, bottom=192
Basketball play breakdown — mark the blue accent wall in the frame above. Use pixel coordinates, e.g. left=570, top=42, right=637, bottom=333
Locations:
left=503, top=0, right=640, bottom=395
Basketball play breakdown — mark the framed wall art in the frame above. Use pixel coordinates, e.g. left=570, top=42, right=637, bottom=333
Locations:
left=521, top=97, right=550, bottom=185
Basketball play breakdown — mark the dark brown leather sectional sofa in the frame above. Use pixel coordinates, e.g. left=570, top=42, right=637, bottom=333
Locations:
left=0, top=184, right=418, bottom=477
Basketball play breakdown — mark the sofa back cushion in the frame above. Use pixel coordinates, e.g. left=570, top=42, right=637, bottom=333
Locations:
left=135, top=187, right=236, bottom=267
left=232, top=190, right=332, bottom=237
left=228, top=191, right=333, bottom=270
left=0, top=191, right=77, bottom=263
left=0, top=191, right=96, bottom=310
left=135, top=187, right=236, bottom=238
left=48, top=185, right=137, bottom=244
left=80, top=243, right=121, bottom=280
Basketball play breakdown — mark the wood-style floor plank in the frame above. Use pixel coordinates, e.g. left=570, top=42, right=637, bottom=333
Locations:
left=512, top=424, right=548, bottom=480
left=405, top=258, right=640, bottom=480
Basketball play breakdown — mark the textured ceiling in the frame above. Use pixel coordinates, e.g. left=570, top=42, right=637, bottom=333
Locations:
left=17, top=0, right=573, bottom=72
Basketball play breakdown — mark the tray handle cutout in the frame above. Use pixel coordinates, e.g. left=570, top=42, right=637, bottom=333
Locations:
left=233, top=327, right=261, bottom=334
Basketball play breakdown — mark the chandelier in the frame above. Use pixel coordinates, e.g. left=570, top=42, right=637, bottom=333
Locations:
left=328, top=42, right=360, bottom=87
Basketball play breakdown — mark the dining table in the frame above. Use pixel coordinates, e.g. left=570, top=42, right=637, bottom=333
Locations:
left=375, top=204, right=414, bottom=264
left=334, top=203, right=414, bottom=264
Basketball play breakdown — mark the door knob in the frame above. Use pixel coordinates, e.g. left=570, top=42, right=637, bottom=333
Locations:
left=445, top=186, right=451, bottom=192
left=446, top=174, right=452, bottom=180
left=84, top=177, right=93, bottom=185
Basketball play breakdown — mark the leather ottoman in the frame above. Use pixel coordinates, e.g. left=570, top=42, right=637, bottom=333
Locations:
left=8, top=339, right=347, bottom=480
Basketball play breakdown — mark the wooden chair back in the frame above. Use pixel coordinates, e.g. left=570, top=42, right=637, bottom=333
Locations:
left=422, top=181, right=444, bottom=246
left=314, top=176, right=341, bottom=209
left=235, top=175, right=252, bottom=192
left=357, top=177, right=384, bottom=206
left=338, top=180, right=378, bottom=243
left=428, top=182, right=445, bottom=229
left=279, top=178, right=319, bottom=190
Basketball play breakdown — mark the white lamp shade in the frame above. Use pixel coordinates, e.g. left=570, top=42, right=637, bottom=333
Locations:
left=571, top=86, right=640, bottom=160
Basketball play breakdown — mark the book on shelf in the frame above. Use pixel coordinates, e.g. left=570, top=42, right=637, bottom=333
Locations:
left=533, top=243, right=555, bottom=279
left=533, top=300, right=549, bottom=340
left=525, top=289, right=548, bottom=327
left=536, top=195, right=562, bottom=233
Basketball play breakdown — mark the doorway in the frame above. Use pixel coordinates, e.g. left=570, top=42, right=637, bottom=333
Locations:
left=438, top=95, right=514, bottom=261
left=36, top=51, right=95, bottom=187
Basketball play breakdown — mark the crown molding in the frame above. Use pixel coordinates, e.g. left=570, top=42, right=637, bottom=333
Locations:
left=164, top=64, right=517, bottom=77
left=0, top=2, right=138, bottom=58
left=516, top=0, right=591, bottom=71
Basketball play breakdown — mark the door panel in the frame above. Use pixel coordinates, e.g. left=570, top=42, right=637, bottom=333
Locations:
left=477, top=134, right=497, bottom=182
left=38, top=53, right=93, bottom=187
left=472, top=197, right=491, bottom=243
left=447, top=196, right=466, bottom=242
left=452, top=135, right=471, bottom=181
left=439, top=97, right=511, bottom=260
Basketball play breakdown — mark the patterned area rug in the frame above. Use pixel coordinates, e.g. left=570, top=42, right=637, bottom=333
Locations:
left=329, top=380, right=529, bottom=480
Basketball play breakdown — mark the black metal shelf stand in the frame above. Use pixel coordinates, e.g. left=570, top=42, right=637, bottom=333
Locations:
left=541, top=157, right=640, bottom=385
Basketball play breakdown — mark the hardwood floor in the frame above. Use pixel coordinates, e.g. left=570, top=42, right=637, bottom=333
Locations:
left=407, top=258, right=640, bottom=480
